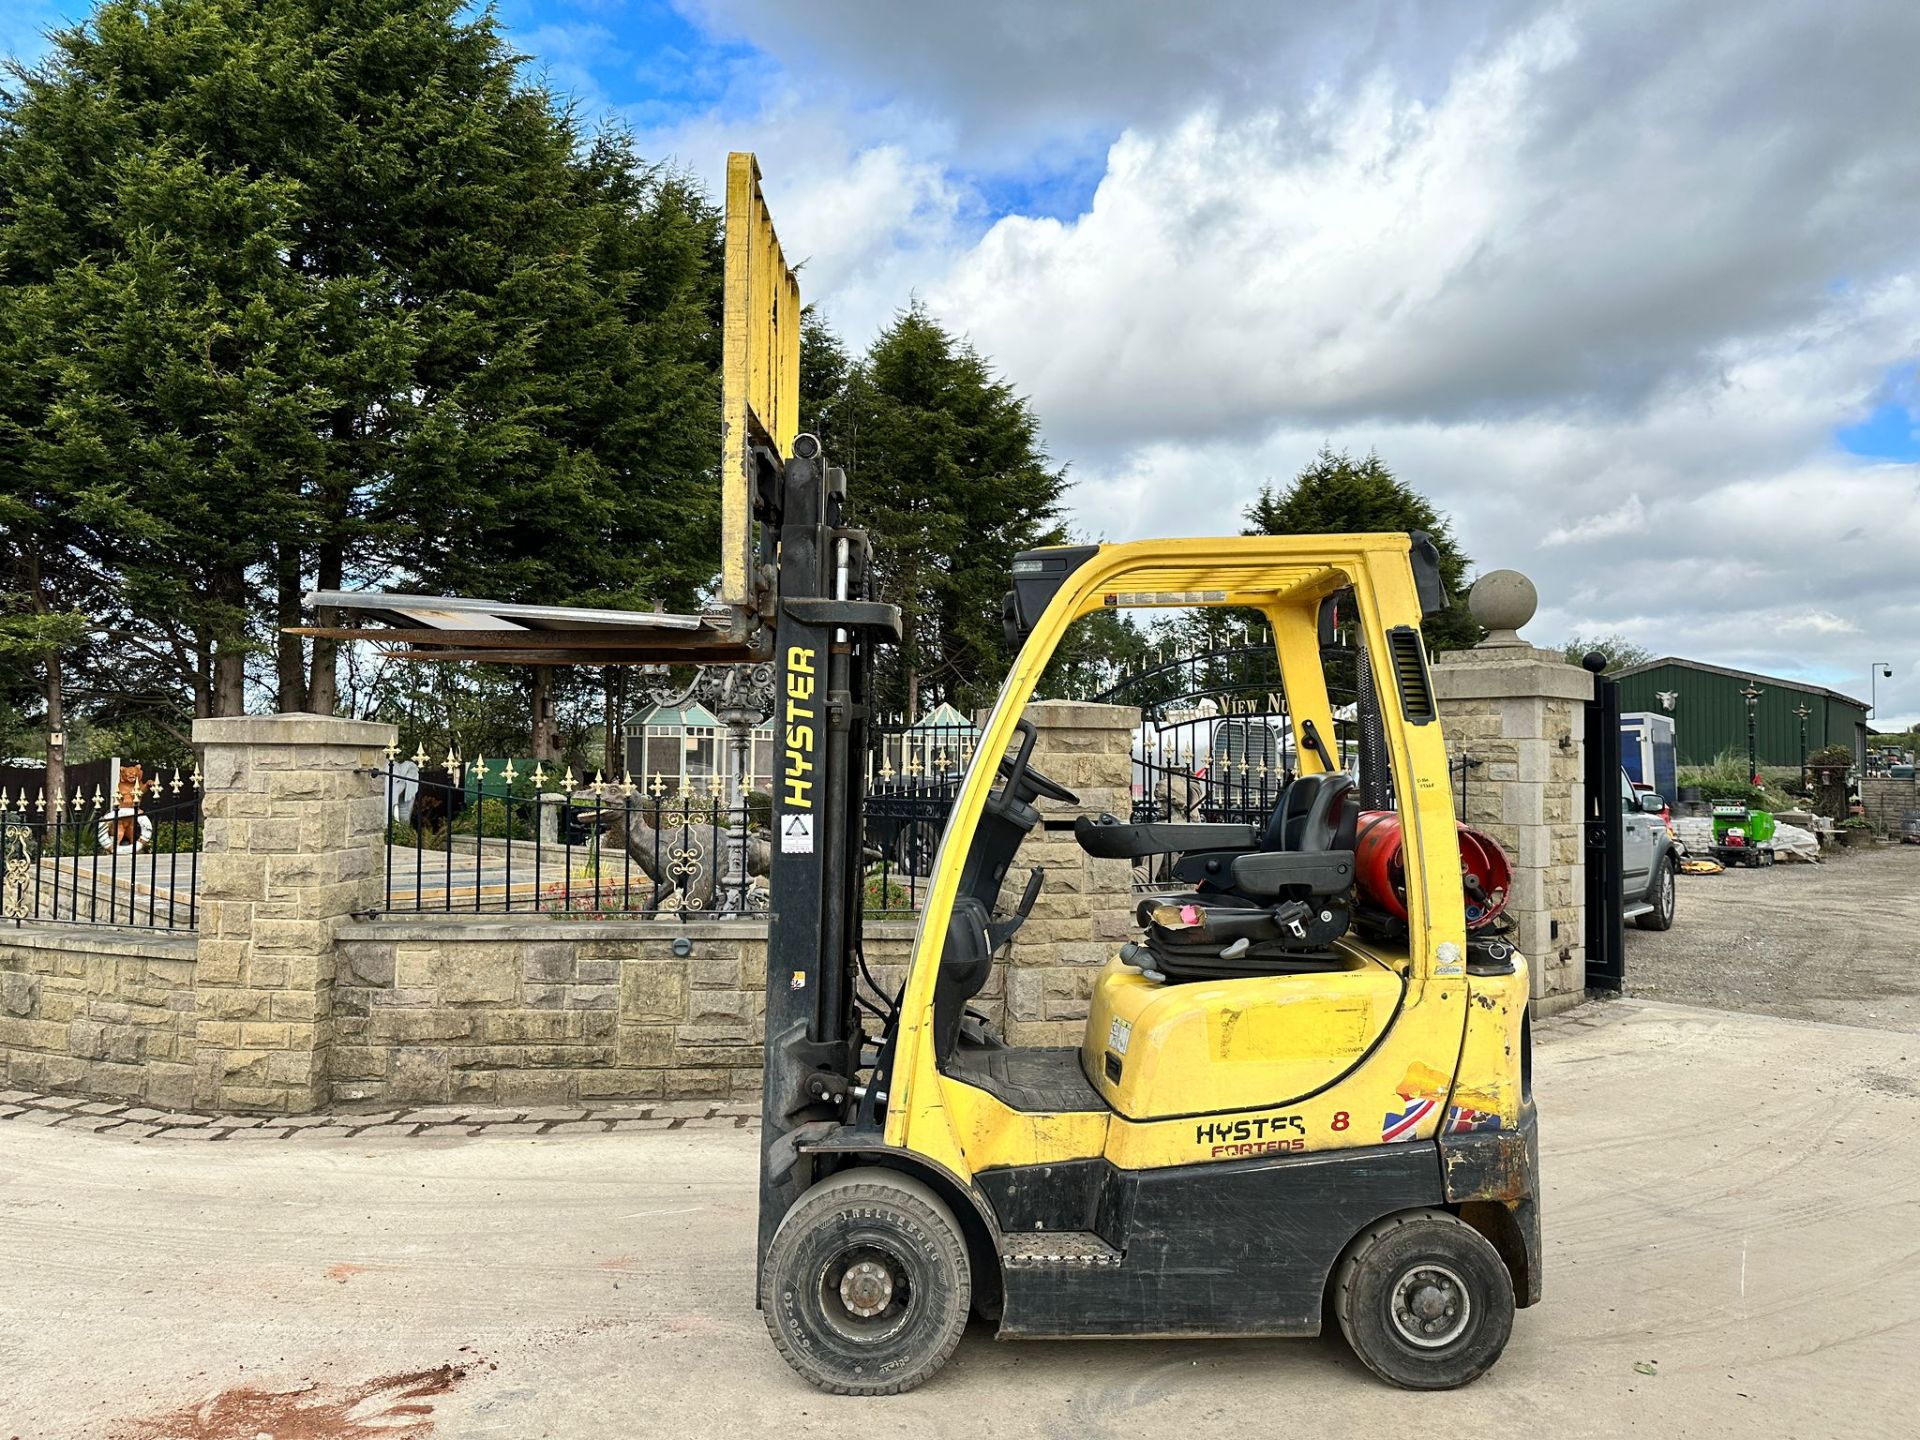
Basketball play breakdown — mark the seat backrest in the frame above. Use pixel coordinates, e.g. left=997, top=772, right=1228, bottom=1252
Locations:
left=1260, top=773, right=1355, bottom=853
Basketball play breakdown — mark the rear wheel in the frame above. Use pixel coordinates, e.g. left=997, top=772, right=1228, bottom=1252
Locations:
left=1334, top=1209, right=1514, bottom=1389
left=761, top=1169, right=971, bottom=1395
left=1635, top=857, right=1677, bottom=930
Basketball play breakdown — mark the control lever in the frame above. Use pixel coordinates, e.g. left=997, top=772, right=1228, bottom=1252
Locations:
left=986, top=867, right=1046, bottom=952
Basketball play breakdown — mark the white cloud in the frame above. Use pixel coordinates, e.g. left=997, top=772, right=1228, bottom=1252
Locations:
left=629, top=94, right=971, bottom=346
left=635, top=0, right=1920, bottom=724
left=1541, top=495, right=1648, bottom=547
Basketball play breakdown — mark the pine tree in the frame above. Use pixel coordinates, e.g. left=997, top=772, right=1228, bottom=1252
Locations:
left=828, top=303, right=1069, bottom=715
left=1244, top=448, right=1480, bottom=651
left=0, top=0, right=726, bottom=761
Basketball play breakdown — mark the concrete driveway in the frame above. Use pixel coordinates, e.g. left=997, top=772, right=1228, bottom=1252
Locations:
left=3, top=999, right=1916, bottom=1439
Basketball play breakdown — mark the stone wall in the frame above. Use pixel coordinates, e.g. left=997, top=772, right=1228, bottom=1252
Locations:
left=0, top=926, right=199, bottom=1108
left=1, top=629, right=1599, bottom=1108
left=1861, top=777, right=1918, bottom=836
left=992, top=701, right=1138, bottom=1047
left=0, top=701, right=1134, bottom=1114
left=330, top=919, right=914, bottom=1107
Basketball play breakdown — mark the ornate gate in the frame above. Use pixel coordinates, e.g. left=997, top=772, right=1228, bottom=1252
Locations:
left=1582, top=660, right=1626, bottom=991
left=1092, top=642, right=1364, bottom=883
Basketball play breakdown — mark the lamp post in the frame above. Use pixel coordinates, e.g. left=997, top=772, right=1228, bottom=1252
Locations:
left=1868, top=662, right=1892, bottom=773
left=1793, top=703, right=1812, bottom=794
left=1742, top=682, right=1763, bottom=789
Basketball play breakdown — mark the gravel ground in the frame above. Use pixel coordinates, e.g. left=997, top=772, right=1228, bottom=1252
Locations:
left=7, top=1001, right=1918, bottom=1439
left=1625, top=839, right=1920, bottom=1033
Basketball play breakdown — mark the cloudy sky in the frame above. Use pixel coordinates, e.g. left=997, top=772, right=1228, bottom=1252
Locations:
left=15, top=1, right=1920, bottom=725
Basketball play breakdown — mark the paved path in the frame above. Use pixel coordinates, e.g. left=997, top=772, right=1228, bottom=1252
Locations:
left=2, top=999, right=1915, bottom=1438
left=0, top=1093, right=755, bottom=1142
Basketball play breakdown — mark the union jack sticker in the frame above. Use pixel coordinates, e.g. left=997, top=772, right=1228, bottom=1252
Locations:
left=1445, top=1105, right=1500, bottom=1134
left=1382, top=1097, right=1436, bottom=1143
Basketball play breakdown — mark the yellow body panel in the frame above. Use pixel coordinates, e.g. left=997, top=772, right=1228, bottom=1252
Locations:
left=1454, top=965, right=1531, bottom=1128
left=720, top=152, right=801, bottom=607
left=883, top=535, right=1480, bottom=1182
left=1096, top=950, right=1524, bottom=1169
left=935, top=1073, right=1109, bottom=1170
left=1083, top=950, right=1402, bottom=1119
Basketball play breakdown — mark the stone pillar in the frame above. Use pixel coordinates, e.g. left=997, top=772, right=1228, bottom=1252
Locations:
left=193, top=714, right=395, bottom=1113
left=984, top=700, right=1139, bottom=1047
left=537, top=792, right=564, bottom=845
left=1431, top=571, right=1594, bottom=1015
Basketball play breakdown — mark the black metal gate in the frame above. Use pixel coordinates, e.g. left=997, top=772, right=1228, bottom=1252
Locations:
left=1582, top=659, right=1625, bottom=991
left=1090, top=641, right=1364, bottom=889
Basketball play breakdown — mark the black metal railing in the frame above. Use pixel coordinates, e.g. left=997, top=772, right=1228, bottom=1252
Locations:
left=382, top=724, right=982, bottom=923
left=381, top=758, right=769, bottom=920
left=1090, top=645, right=1372, bottom=891
left=1, top=767, right=203, bottom=930
left=863, top=721, right=974, bottom=916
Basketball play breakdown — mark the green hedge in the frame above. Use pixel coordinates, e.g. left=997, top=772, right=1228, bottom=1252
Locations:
left=452, top=796, right=532, bottom=841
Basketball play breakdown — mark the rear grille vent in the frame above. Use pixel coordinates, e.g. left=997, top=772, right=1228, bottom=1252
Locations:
left=1386, top=626, right=1435, bottom=725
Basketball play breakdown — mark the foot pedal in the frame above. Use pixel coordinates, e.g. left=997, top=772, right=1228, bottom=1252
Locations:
left=1002, top=1232, right=1122, bottom=1269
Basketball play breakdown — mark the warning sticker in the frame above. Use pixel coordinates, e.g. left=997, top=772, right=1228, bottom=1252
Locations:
left=781, top=813, right=815, bottom=853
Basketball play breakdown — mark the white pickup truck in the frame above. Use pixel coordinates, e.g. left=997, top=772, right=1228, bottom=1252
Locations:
left=1620, top=768, right=1678, bottom=930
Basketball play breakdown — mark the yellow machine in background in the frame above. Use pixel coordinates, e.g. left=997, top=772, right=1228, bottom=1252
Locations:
left=761, top=534, right=1540, bottom=1394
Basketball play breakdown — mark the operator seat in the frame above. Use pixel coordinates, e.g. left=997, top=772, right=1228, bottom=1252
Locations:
left=1075, top=774, right=1359, bottom=981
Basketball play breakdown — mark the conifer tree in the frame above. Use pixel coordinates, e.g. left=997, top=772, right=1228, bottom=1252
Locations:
left=0, top=0, right=724, bottom=762
left=821, top=304, right=1069, bottom=715
left=1244, top=448, right=1480, bottom=651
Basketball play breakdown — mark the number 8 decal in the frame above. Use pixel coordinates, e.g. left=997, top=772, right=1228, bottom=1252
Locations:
left=1331, top=1111, right=1350, bottom=1131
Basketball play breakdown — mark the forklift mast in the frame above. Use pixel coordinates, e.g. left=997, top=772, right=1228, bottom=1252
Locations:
left=291, top=155, right=902, bottom=1270
left=755, top=437, right=900, bottom=1265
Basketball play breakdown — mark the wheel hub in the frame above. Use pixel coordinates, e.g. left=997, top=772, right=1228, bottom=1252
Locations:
left=839, top=1258, right=895, bottom=1318
left=1390, top=1263, right=1471, bottom=1348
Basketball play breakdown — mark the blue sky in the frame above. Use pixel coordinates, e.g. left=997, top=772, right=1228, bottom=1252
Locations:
left=487, top=0, right=1112, bottom=228
left=1837, top=365, right=1920, bottom=463
left=7, top=1, right=1920, bottom=725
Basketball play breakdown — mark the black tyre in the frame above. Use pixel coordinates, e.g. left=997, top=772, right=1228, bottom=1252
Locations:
left=1635, top=857, right=1677, bottom=931
left=1334, top=1209, right=1515, bottom=1389
left=761, top=1169, right=971, bottom=1395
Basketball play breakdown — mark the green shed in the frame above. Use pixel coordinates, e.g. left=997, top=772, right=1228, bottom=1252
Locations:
left=1611, top=658, right=1869, bottom=768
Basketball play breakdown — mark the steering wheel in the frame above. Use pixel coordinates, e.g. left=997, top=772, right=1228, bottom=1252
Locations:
left=997, top=751, right=1080, bottom=806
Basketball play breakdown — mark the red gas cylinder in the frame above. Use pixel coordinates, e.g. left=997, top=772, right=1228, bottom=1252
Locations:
left=1353, top=810, right=1512, bottom=931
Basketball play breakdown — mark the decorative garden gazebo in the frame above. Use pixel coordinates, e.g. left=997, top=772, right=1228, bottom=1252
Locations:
left=623, top=700, right=775, bottom=794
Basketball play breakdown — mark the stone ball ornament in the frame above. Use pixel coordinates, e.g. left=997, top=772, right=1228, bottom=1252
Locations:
left=1468, top=569, right=1537, bottom=646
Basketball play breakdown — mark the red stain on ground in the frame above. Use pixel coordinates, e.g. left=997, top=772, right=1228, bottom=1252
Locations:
left=107, top=1365, right=469, bottom=1440
left=325, top=1263, right=367, bottom=1283
left=596, top=1255, right=633, bottom=1270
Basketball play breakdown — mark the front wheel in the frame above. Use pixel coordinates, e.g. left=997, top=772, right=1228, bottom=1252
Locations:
left=1635, top=857, right=1677, bottom=930
left=761, top=1169, right=971, bottom=1395
left=1334, top=1209, right=1515, bottom=1389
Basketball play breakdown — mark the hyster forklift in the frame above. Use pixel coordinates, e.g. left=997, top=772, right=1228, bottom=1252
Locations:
left=753, top=492, right=1541, bottom=1395
left=307, top=154, right=1539, bottom=1399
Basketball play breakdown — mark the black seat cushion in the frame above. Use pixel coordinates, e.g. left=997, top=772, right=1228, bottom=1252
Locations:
left=1129, top=776, right=1360, bottom=982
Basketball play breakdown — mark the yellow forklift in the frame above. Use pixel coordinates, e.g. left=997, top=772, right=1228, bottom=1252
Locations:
left=304, top=154, right=1539, bottom=1398
left=756, top=528, right=1540, bottom=1394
